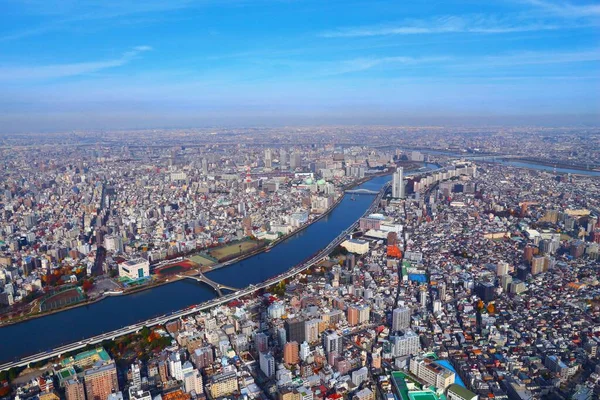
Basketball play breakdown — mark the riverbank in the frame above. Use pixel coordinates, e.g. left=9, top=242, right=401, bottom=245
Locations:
left=0, top=173, right=394, bottom=328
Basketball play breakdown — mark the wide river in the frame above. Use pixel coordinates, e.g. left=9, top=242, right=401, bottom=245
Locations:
left=0, top=175, right=393, bottom=363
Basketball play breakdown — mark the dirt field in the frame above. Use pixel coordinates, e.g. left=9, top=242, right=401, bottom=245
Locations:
left=208, top=240, right=260, bottom=261
left=154, top=259, right=197, bottom=276
left=40, top=288, right=84, bottom=312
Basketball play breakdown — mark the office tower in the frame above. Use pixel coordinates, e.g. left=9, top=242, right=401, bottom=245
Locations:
left=392, top=167, right=405, bottom=198
left=392, top=307, right=411, bottom=332
left=280, top=148, right=287, bottom=166
left=501, top=275, right=513, bottom=292
left=278, top=327, right=287, bottom=347
left=284, top=341, right=299, bottom=365
left=84, top=361, right=119, bottom=400
left=255, top=332, right=269, bottom=353
left=290, top=152, right=302, bottom=169
left=264, top=149, right=272, bottom=168
left=323, top=330, right=342, bottom=355
left=300, top=341, right=310, bottom=361
left=65, top=379, right=85, bottom=400
left=285, top=318, right=306, bottom=344
left=168, top=352, right=183, bottom=381
left=419, top=288, right=428, bottom=308
left=183, top=369, right=203, bottom=395
left=201, top=158, right=208, bottom=175
left=259, top=352, right=276, bottom=377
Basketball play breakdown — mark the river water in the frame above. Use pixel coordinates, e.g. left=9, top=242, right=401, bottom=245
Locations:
left=0, top=175, right=392, bottom=363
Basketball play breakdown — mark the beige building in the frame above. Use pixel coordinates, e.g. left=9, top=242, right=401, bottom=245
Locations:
left=409, top=356, right=455, bottom=390
left=65, top=379, right=86, bottom=400
left=208, top=371, right=238, bottom=398
left=84, top=361, right=119, bottom=400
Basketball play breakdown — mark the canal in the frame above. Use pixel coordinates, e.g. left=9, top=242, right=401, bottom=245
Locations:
left=0, top=175, right=392, bottom=363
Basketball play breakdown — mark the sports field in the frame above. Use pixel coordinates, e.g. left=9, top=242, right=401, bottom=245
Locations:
left=208, top=240, right=260, bottom=261
left=190, top=254, right=216, bottom=266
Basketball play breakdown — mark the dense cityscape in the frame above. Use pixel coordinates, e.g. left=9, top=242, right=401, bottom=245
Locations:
left=0, top=128, right=598, bottom=400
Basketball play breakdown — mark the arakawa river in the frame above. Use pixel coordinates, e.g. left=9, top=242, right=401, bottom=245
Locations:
left=0, top=173, right=401, bottom=363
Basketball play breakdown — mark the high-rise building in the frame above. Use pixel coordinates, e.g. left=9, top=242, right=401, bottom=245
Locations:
left=285, top=318, right=306, bottom=344
left=65, top=379, right=85, bottom=400
left=255, top=332, right=269, bottom=353
left=279, top=149, right=287, bottom=167
left=168, top=352, right=183, bottom=381
left=496, top=261, right=509, bottom=276
left=323, top=330, right=342, bottom=355
left=347, top=304, right=370, bottom=326
left=209, top=371, right=238, bottom=398
left=392, top=307, right=411, bottom=332
left=290, top=153, right=302, bottom=169
left=304, top=319, right=320, bottom=343
left=264, top=149, right=273, bottom=168
left=284, top=341, right=299, bottom=365
left=392, top=167, right=405, bottom=198
left=183, top=369, right=203, bottom=395
left=130, top=362, right=141, bottom=390
left=409, top=356, right=455, bottom=390
left=84, top=361, right=119, bottom=400
left=259, top=352, right=276, bottom=377
left=300, top=341, right=310, bottom=361
left=192, top=346, right=214, bottom=369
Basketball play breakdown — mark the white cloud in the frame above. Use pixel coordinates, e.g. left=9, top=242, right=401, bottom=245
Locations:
left=320, top=15, right=561, bottom=38
left=0, top=46, right=152, bottom=81
left=524, top=0, right=600, bottom=18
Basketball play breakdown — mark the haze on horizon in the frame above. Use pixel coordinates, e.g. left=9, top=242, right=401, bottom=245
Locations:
left=1, top=0, right=599, bottom=132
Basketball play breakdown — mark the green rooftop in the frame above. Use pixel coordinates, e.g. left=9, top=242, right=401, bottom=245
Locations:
left=61, top=347, right=110, bottom=367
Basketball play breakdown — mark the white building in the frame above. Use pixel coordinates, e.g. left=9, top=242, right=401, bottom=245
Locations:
left=118, top=258, right=149, bottom=280
left=259, top=352, right=276, bottom=378
left=409, top=356, right=455, bottom=390
left=168, top=352, right=183, bottom=381
left=391, top=330, right=420, bottom=357
left=351, top=367, right=368, bottom=386
left=183, top=369, right=204, bottom=395
left=392, top=167, right=405, bottom=199
left=392, top=307, right=411, bottom=332
left=341, top=239, right=369, bottom=255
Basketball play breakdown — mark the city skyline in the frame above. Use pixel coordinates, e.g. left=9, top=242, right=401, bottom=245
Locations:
left=1, top=0, right=599, bottom=132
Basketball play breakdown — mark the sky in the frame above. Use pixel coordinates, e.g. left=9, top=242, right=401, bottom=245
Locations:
left=0, top=0, right=599, bottom=132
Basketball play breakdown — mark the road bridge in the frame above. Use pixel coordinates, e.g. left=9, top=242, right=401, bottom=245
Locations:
left=344, top=189, right=379, bottom=194
left=179, top=273, right=239, bottom=296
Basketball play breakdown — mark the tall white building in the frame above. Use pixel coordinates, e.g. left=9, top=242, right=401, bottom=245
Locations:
left=392, top=307, right=411, bottom=332
left=183, top=369, right=203, bottom=395
left=392, top=167, right=405, bottom=199
left=259, top=352, right=276, bottom=378
left=130, top=363, right=141, bottom=390
left=300, top=341, right=311, bottom=361
left=323, top=330, right=342, bottom=355
left=168, top=352, right=183, bottom=381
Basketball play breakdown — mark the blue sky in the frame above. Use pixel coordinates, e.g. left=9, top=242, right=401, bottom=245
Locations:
left=0, top=0, right=599, bottom=131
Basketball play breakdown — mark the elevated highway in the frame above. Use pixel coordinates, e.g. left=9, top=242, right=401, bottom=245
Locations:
left=1, top=180, right=392, bottom=372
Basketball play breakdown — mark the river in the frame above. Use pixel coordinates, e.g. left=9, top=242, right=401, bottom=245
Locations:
left=0, top=175, right=392, bottom=363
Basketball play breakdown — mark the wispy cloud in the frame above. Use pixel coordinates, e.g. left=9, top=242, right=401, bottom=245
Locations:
left=320, top=14, right=562, bottom=38
left=0, top=46, right=152, bottom=81
left=319, top=56, right=450, bottom=76
left=523, top=0, right=600, bottom=18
